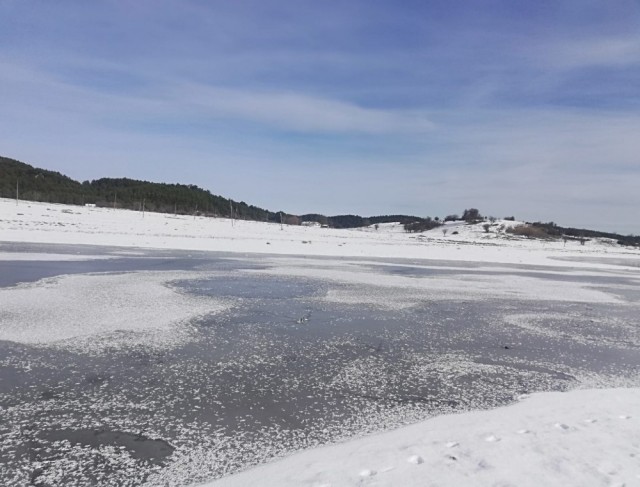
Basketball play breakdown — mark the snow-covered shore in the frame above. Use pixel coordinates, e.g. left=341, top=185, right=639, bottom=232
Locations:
left=2, top=197, right=639, bottom=486
left=1, top=198, right=639, bottom=269
left=207, top=388, right=639, bottom=487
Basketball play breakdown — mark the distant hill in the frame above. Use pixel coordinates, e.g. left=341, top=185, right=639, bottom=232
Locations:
left=529, top=221, right=640, bottom=248
left=0, top=156, right=278, bottom=221
left=0, top=156, right=86, bottom=205
left=2, top=155, right=637, bottom=247
left=1, top=155, right=430, bottom=228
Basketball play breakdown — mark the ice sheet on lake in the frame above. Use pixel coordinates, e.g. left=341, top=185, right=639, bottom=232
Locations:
left=247, top=258, right=625, bottom=306
left=0, top=252, right=113, bottom=261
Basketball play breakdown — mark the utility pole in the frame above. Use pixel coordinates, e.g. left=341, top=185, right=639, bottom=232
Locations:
left=16, top=179, right=19, bottom=205
left=142, top=198, right=145, bottom=218
left=230, top=201, right=234, bottom=227
left=113, top=192, right=117, bottom=209
left=280, top=212, right=284, bottom=230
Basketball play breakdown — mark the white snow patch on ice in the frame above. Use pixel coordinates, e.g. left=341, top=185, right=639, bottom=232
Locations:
left=0, top=271, right=229, bottom=352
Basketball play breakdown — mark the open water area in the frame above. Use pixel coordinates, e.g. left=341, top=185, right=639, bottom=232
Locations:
left=1, top=243, right=639, bottom=486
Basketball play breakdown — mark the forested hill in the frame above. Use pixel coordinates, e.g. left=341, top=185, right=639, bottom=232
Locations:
left=0, top=156, right=278, bottom=221
left=0, top=155, right=432, bottom=227
left=1, top=156, right=638, bottom=244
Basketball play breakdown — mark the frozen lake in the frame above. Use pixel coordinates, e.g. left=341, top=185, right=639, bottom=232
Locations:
left=1, top=243, right=639, bottom=486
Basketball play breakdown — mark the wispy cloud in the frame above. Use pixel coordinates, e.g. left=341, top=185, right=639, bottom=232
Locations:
left=174, top=83, right=434, bottom=134
left=540, top=36, right=640, bottom=70
left=0, top=59, right=433, bottom=135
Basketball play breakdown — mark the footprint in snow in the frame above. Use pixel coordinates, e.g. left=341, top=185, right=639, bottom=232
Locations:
left=446, top=441, right=459, bottom=448
left=359, top=469, right=376, bottom=477
left=619, top=415, right=631, bottom=419
left=516, top=429, right=530, bottom=434
left=584, top=419, right=597, bottom=424
left=554, top=423, right=570, bottom=430
left=407, top=455, right=424, bottom=465
left=485, top=435, right=500, bottom=442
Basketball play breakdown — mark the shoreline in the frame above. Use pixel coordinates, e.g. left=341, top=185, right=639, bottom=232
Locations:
left=2, top=198, right=639, bottom=270
left=204, top=387, right=639, bottom=487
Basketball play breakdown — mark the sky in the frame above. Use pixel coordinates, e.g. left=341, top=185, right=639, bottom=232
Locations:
left=1, top=0, right=639, bottom=233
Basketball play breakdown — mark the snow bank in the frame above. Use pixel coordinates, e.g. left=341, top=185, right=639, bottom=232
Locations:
left=206, top=387, right=639, bottom=487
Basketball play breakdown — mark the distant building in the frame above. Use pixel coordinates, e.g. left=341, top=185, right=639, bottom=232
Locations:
left=301, top=221, right=321, bottom=227
left=85, top=203, right=96, bottom=208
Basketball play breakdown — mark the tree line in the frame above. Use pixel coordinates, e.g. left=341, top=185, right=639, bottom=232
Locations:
left=2, top=155, right=638, bottom=245
left=1, top=156, right=278, bottom=221
left=1, top=156, right=433, bottom=228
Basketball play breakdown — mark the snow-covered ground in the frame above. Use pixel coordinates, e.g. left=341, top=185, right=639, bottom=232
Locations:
left=1, top=197, right=639, bottom=486
left=1, top=197, right=638, bottom=268
left=207, top=388, right=639, bottom=487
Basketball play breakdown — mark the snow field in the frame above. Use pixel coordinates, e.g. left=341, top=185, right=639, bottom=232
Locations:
left=2, top=198, right=639, bottom=269
left=206, top=388, right=640, bottom=487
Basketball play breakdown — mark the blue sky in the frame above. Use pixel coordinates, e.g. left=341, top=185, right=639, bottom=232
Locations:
left=1, top=1, right=639, bottom=233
